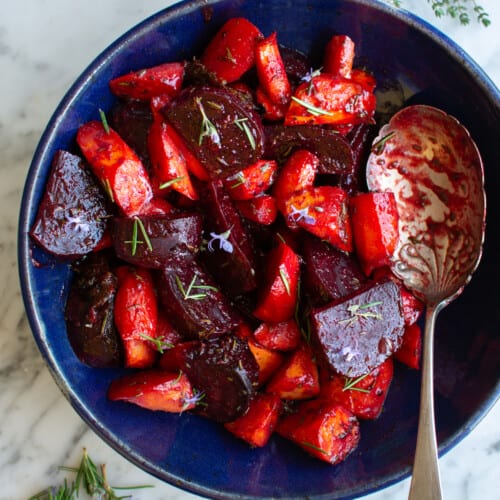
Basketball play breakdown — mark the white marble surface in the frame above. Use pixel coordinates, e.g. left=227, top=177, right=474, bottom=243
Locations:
left=2, top=0, right=499, bottom=499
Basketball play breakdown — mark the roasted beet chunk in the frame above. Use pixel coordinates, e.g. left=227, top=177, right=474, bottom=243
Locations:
left=301, top=236, right=366, bottom=306
left=264, top=124, right=353, bottom=176
left=30, top=150, right=110, bottom=257
left=111, top=212, right=202, bottom=268
left=181, top=335, right=259, bottom=422
left=65, top=252, right=121, bottom=367
left=310, top=279, right=404, bottom=377
left=109, top=100, right=154, bottom=164
left=199, top=180, right=258, bottom=294
left=164, top=85, right=265, bottom=177
left=156, top=258, right=241, bottom=340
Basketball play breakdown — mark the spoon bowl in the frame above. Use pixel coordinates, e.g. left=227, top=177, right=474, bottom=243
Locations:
left=367, top=104, right=486, bottom=499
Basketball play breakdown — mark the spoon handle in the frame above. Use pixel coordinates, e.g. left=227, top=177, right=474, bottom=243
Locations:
left=408, top=303, right=443, bottom=500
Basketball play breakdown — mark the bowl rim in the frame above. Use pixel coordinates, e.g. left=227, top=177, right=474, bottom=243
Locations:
left=17, top=0, right=500, bottom=498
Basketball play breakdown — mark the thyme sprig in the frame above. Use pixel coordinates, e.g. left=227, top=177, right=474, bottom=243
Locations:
left=175, top=274, right=218, bottom=300
left=386, top=0, right=490, bottom=27
left=139, top=333, right=174, bottom=353
left=29, top=448, right=153, bottom=500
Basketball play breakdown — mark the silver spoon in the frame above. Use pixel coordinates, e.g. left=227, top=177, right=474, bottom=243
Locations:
left=366, top=104, right=486, bottom=500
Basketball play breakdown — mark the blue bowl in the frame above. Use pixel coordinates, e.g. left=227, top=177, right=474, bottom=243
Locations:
left=18, top=0, right=500, bottom=498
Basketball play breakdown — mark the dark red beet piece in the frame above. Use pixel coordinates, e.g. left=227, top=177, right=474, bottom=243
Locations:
left=264, top=124, right=354, bottom=176
left=341, top=123, right=377, bottom=195
left=156, top=258, right=241, bottom=340
left=199, top=179, right=258, bottom=294
left=65, top=252, right=122, bottom=367
left=279, top=46, right=311, bottom=87
left=109, top=100, right=154, bottom=164
left=180, top=335, right=259, bottom=422
left=164, top=85, right=265, bottom=177
left=310, top=279, right=404, bottom=377
left=111, top=212, right=202, bottom=268
left=30, top=150, right=110, bottom=258
left=301, top=235, right=366, bottom=307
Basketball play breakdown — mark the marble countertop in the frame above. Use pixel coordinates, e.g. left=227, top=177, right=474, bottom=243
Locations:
left=2, top=1, right=499, bottom=498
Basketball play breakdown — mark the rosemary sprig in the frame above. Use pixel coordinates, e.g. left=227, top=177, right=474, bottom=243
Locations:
left=99, top=108, right=110, bottom=134
left=291, top=96, right=334, bottom=117
left=338, top=301, right=383, bottom=327
left=301, top=441, right=329, bottom=456
left=175, top=274, right=218, bottom=300
left=196, top=97, right=220, bottom=146
left=371, top=131, right=395, bottom=154
left=139, top=333, right=174, bottom=353
left=159, top=175, right=186, bottom=190
left=343, top=373, right=371, bottom=393
left=29, top=448, right=153, bottom=500
left=279, top=268, right=291, bottom=296
left=234, top=117, right=256, bottom=150
left=125, top=217, right=153, bottom=256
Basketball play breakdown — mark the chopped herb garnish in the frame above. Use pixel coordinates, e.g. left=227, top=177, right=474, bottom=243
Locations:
left=234, top=117, right=256, bottom=150
left=125, top=217, right=152, bottom=256
left=175, top=274, right=218, bottom=301
left=279, top=268, right=291, bottom=295
left=139, top=333, right=174, bottom=353
left=229, top=172, right=246, bottom=189
left=102, top=178, right=114, bottom=202
left=98, top=108, right=110, bottom=134
left=371, top=131, right=395, bottom=154
left=291, top=96, right=334, bottom=117
left=301, top=441, right=328, bottom=456
left=343, top=373, right=371, bottom=393
left=339, top=301, right=383, bottom=327
left=159, top=175, right=186, bottom=190
left=196, top=97, right=221, bottom=146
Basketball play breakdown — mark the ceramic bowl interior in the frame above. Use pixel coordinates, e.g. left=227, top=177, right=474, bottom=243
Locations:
left=18, top=0, right=500, bottom=498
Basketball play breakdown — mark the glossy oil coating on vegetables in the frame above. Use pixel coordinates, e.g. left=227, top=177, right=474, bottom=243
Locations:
left=30, top=19, right=428, bottom=466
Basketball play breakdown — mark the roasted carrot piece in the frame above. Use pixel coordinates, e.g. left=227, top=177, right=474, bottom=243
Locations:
left=114, top=266, right=158, bottom=368
left=253, top=319, right=301, bottom=352
left=223, top=160, right=278, bottom=201
left=109, top=61, right=185, bottom=100
left=236, top=195, right=278, bottom=225
left=255, top=32, right=292, bottom=106
left=224, top=393, right=282, bottom=447
left=201, top=17, right=263, bottom=84
left=394, top=323, right=422, bottom=369
left=276, top=400, right=360, bottom=464
left=76, top=120, right=153, bottom=216
left=284, top=74, right=376, bottom=127
left=247, top=338, right=285, bottom=385
left=253, top=240, right=300, bottom=322
left=350, top=192, right=399, bottom=276
left=350, top=68, right=377, bottom=92
left=323, top=34, right=355, bottom=78
left=148, top=119, right=198, bottom=200
left=108, top=370, right=196, bottom=413
left=255, top=86, right=288, bottom=121
left=272, top=149, right=319, bottom=212
left=265, top=343, right=320, bottom=400
left=284, top=186, right=353, bottom=253
left=320, top=358, right=394, bottom=420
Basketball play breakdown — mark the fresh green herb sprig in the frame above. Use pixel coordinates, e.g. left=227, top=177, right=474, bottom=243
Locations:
left=29, top=448, right=153, bottom=500
left=175, top=274, right=218, bottom=300
left=386, top=0, right=490, bottom=27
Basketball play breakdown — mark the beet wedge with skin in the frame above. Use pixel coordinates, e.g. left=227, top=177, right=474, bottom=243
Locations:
left=30, top=150, right=110, bottom=258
